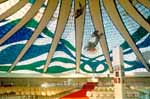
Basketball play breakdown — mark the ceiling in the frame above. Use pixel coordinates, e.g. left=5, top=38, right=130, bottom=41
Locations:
left=0, top=0, right=150, bottom=75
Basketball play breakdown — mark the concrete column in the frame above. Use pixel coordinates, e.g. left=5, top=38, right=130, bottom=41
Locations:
left=112, top=46, right=125, bottom=99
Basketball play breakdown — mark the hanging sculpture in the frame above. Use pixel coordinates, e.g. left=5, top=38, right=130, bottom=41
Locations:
left=84, top=30, right=103, bottom=52
left=74, top=2, right=86, bottom=19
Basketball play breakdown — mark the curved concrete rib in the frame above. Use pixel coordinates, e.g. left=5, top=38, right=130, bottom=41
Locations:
left=0, top=0, right=8, bottom=4
left=89, top=0, right=113, bottom=73
left=119, top=0, right=150, bottom=32
left=103, top=0, right=150, bottom=71
left=0, top=0, right=28, bottom=21
left=8, top=0, right=58, bottom=72
left=0, top=0, right=44, bottom=45
left=137, top=0, right=150, bottom=8
left=44, top=0, right=72, bottom=72
left=75, top=0, right=86, bottom=73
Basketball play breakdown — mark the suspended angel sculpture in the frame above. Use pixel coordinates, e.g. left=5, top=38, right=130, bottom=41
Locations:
left=84, top=30, right=103, bottom=52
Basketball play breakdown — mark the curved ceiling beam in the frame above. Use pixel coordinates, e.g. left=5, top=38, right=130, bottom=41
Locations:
left=44, top=0, right=72, bottom=72
left=75, top=0, right=86, bottom=73
left=0, top=0, right=44, bottom=45
left=8, top=0, right=58, bottom=72
left=89, top=0, right=113, bottom=73
left=103, top=0, right=150, bottom=71
left=137, top=0, right=150, bottom=8
left=0, top=0, right=8, bottom=4
left=0, top=0, right=28, bottom=21
left=119, top=0, right=150, bottom=32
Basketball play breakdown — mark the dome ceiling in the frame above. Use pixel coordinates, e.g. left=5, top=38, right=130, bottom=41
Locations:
left=0, top=0, right=150, bottom=75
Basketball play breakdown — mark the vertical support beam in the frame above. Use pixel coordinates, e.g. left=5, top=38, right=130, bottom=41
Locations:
left=103, top=0, right=150, bottom=71
left=0, top=0, right=28, bottom=21
left=0, top=0, right=8, bottom=4
left=75, top=0, right=86, bottom=73
left=0, top=0, right=45, bottom=45
left=44, top=0, right=72, bottom=72
left=119, top=0, right=150, bottom=32
left=113, top=46, right=125, bottom=99
left=8, top=0, right=58, bottom=72
left=89, top=0, right=113, bottom=73
left=137, top=0, right=150, bottom=8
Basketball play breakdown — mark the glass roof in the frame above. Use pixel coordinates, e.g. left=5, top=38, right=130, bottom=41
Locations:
left=0, top=0, right=150, bottom=75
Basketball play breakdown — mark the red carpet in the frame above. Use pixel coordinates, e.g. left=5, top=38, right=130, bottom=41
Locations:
left=60, top=82, right=96, bottom=99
